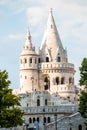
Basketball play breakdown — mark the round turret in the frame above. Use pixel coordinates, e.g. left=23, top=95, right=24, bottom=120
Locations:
left=19, top=29, right=39, bottom=94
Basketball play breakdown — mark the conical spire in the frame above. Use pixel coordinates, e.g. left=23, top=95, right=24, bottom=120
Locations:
left=41, top=8, right=63, bottom=49
left=40, top=9, right=64, bottom=61
left=25, top=27, right=32, bottom=49
left=21, top=27, right=37, bottom=55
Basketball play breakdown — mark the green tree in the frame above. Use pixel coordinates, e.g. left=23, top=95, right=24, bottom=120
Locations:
left=79, top=58, right=87, bottom=125
left=79, top=58, right=87, bottom=86
left=0, top=70, right=24, bottom=129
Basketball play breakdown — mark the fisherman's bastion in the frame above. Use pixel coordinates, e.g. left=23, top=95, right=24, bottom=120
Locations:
left=11, top=9, right=86, bottom=130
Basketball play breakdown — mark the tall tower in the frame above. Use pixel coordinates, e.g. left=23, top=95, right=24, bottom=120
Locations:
left=19, top=9, right=76, bottom=101
left=38, top=9, right=76, bottom=100
left=19, top=29, right=39, bottom=93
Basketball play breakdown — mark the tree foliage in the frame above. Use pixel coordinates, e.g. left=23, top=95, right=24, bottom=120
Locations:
left=79, top=58, right=87, bottom=125
left=0, top=70, right=24, bottom=128
left=79, top=58, right=87, bottom=86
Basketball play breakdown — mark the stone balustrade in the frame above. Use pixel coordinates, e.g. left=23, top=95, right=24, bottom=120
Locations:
left=20, top=62, right=74, bottom=71
left=39, top=62, right=74, bottom=70
left=20, top=63, right=38, bottom=70
left=22, top=105, right=78, bottom=114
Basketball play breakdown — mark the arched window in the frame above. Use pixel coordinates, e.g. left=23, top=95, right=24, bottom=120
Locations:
left=46, top=57, right=49, bottom=62
left=44, top=77, right=50, bottom=90
left=48, top=117, right=51, bottom=123
left=69, top=77, right=72, bottom=84
left=33, top=118, right=35, bottom=123
left=24, top=58, right=27, bottom=63
left=45, top=99, right=47, bottom=106
left=57, top=57, right=61, bottom=62
left=61, top=77, right=65, bottom=84
left=30, top=58, right=32, bottom=63
left=37, top=117, right=39, bottom=123
left=29, top=118, right=32, bottom=123
left=38, top=58, right=41, bottom=63
left=67, top=96, right=70, bottom=99
left=37, top=99, right=40, bottom=106
left=78, top=125, right=82, bottom=130
left=56, top=77, right=59, bottom=85
left=43, top=117, right=46, bottom=123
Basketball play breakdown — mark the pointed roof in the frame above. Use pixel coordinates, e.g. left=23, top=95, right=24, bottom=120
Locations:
left=40, top=9, right=64, bottom=61
left=21, top=28, right=37, bottom=55
left=25, top=27, right=32, bottom=49
left=40, top=8, right=63, bottom=49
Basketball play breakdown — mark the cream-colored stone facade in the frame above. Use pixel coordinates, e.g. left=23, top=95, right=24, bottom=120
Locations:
left=12, top=9, right=86, bottom=130
left=19, top=9, right=76, bottom=102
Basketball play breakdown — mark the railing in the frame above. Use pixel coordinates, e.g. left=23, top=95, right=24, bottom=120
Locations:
left=45, top=112, right=85, bottom=130
left=22, top=105, right=78, bottom=114
left=38, top=62, right=74, bottom=70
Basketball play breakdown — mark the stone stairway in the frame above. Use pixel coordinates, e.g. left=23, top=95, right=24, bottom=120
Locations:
left=45, top=112, right=85, bottom=130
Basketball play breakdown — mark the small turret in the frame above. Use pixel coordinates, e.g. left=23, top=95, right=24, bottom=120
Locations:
left=21, top=28, right=36, bottom=56
left=19, top=28, right=39, bottom=94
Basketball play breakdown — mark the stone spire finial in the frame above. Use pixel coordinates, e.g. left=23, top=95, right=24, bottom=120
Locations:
left=24, top=27, right=32, bottom=49
left=49, top=8, right=52, bottom=13
left=26, top=27, right=31, bottom=42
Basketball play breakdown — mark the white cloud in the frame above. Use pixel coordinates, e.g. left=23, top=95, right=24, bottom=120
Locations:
left=25, top=0, right=87, bottom=47
left=8, top=33, right=24, bottom=41
left=0, top=0, right=87, bottom=86
left=0, top=0, right=9, bottom=5
left=26, top=7, right=47, bottom=27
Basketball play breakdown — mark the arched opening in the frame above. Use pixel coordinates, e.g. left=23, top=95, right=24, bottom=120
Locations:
left=27, top=103, right=28, bottom=107
left=30, top=58, right=32, bottom=63
left=38, top=58, right=41, bottom=63
left=48, top=117, right=51, bottom=123
left=33, top=118, right=35, bottom=123
left=37, top=117, right=39, bottom=123
left=67, top=96, right=70, bottom=100
left=37, top=99, right=40, bottom=106
left=29, top=118, right=32, bottom=123
left=44, top=117, right=46, bottom=123
left=70, top=128, right=72, bottom=130
left=46, top=57, right=49, bottom=62
left=78, top=125, right=82, bottom=130
left=61, top=77, right=65, bottom=84
left=57, top=57, right=61, bottom=62
left=69, top=77, right=72, bottom=84
left=45, top=99, right=47, bottom=106
left=56, top=77, right=59, bottom=85
left=44, top=77, right=50, bottom=90
left=24, top=58, right=27, bottom=63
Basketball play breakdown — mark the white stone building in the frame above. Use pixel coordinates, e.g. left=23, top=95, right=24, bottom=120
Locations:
left=13, top=9, right=86, bottom=130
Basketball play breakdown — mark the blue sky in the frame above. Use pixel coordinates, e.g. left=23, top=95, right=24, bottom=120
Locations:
left=0, top=0, right=87, bottom=89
